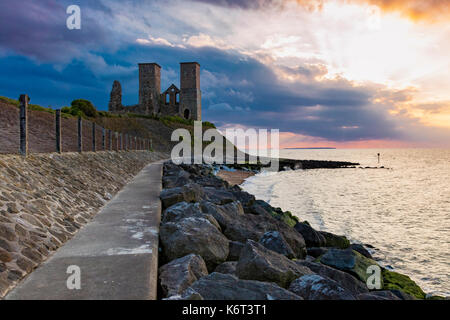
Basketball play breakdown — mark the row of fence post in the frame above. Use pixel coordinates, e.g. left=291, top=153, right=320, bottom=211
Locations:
left=18, top=94, right=153, bottom=157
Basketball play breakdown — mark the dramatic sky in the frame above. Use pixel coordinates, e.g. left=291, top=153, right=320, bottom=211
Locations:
left=0, top=0, right=449, bottom=148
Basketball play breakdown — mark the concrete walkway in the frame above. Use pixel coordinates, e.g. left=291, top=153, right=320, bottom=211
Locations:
left=6, top=161, right=164, bottom=300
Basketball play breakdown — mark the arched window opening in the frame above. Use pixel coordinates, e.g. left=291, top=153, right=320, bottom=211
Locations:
left=166, top=93, right=170, bottom=104
left=184, top=109, right=190, bottom=120
left=176, top=93, right=180, bottom=104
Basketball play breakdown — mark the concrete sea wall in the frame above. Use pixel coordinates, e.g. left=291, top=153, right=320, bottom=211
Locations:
left=0, top=151, right=167, bottom=297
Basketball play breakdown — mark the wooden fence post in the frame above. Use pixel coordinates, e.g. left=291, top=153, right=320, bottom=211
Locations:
left=108, top=129, right=112, bottom=151
left=92, top=122, right=96, bottom=152
left=102, top=127, right=106, bottom=150
left=19, top=94, right=29, bottom=157
left=115, top=132, right=119, bottom=151
left=78, top=116, right=82, bottom=153
left=120, top=133, right=124, bottom=151
left=55, top=109, right=62, bottom=153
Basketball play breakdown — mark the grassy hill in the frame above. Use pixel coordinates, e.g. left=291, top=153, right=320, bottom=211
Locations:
left=0, top=96, right=215, bottom=155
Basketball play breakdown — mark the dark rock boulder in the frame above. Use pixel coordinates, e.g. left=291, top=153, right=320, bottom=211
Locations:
left=349, top=243, right=373, bottom=259
left=163, top=287, right=204, bottom=300
left=202, top=201, right=306, bottom=259
left=236, top=240, right=313, bottom=288
left=202, top=187, right=237, bottom=205
left=389, top=289, right=417, bottom=300
left=320, top=231, right=350, bottom=249
left=294, top=222, right=326, bottom=247
left=162, top=169, right=191, bottom=188
left=186, top=272, right=303, bottom=300
left=200, top=200, right=244, bottom=229
left=227, top=241, right=245, bottom=261
left=381, top=268, right=426, bottom=299
left=296, top=260, right=368, bottom=295
left=214, top=261, right=237, bottom=275
left=357, top=291, right=401, bottom=300
left=163, top=161, right=184, bottom=176
left=159, top=254, right=208, bottom=298
left=318, top=248, right=380, bottom=284
left=160, top=217, right=229, bottom=270
left=180, top=163, right=213, bottom=177
left=307, top=247, right=329, bottom=258
left=246, top=200, right=272, bottom=216
left=162, top=202, right=221, bottom=230
left=274, top=223, right=307, bottom=259
left=229, top=188, right=255, bottom=210
left=289, top=274, right=356, bottom=300
left=259, top=231, right=295, bottom=259
left=160, top=183, right=204, bottom=210
left=191, top=174, right=229, bottom=189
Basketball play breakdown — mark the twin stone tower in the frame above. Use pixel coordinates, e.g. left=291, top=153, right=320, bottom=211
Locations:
left=108, top=62, right=201, bottom=121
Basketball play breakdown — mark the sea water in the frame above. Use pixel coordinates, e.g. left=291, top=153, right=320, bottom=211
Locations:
left=242, top=148, right=450, bottom=296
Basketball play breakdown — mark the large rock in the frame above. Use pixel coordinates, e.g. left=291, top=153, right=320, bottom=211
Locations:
left=202, top=187, right=237, bottom=205
left=248, top=202, right=299, bottom=228
left=259, top=231, right=295, bottom=259
left=186, top=272, right=303, bottom=300
left=236, top=240, right=313, bottom=288
left=162, top=202, right=221, bottom=230
left=289, top=274, right=356, bottom=300
left=318, top=248, right=380, bottom=284
left=191, top=174, right=229, bottom=189
left=159, top=254, right=209, bottom=298
left=229, top=187, right=255, bottom=210
left=357, top=291, right=401, bottom=300
left=163, top=287, right=204, bottom=300
left=349, top=244, right=373, bottom=259
left=160, top=217, right=229, bottom=270
left=200, top=200, right=244, bottom=228
left=214, top=261, right=237, bottom=275
left=202, top=201, right=306, bottom=259
left=320, top=231, right=350, bottom=249
left=160, top=183, right=204, bottom=209
left=162, top=169, right=191, bottom=188
left=296, top=260, right=368, bottom=295
left=307, top=247, right=329, bottom=258
left=227, top=241, right=244, bottom=261
left=382, top=269, right=426, bottom=299
left=294, top=222, right=326, bottom=247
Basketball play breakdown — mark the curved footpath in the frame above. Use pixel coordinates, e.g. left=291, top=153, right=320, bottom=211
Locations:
left=6, top=161, right=165, bottom=300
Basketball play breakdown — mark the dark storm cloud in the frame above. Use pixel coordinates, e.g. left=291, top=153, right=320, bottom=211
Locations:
left=0, top=0, right=109, bottom=61
left=119, top=44, right=405, bottom=141
left=0, top=0, right=414, bottom=142
left=200, top=58, right=404, bottom=141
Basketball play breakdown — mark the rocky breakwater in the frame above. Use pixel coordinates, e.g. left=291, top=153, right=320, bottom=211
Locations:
left=158, top=161, right=430, bottom=300
left=0, top=151, right=167, bottom=297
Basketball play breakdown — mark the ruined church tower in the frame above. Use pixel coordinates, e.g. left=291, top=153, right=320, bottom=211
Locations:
left=139, top=63, right=161, bottom=115
left=108, top=61, right=202, bottom=120
left=180, top=62, right=202, bottom=121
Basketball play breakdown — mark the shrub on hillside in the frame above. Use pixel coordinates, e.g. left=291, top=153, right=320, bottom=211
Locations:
left=71, top=99, right=98, bottom=117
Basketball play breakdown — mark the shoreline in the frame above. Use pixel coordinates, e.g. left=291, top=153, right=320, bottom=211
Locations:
left=229, top=166, right=448, bottom=298
left=216, top=170, right=255, bottom=186
left=157, top=161, right=441, bottom=300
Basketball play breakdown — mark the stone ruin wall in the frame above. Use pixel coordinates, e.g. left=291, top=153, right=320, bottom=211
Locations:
left=108, top=62, right=201, bottom=121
